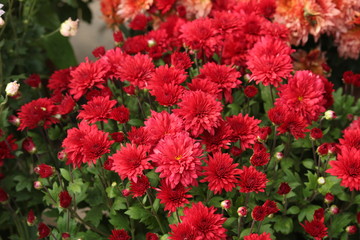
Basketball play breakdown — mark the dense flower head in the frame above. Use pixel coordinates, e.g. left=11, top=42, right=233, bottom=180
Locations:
left=310, top=128, right=323, bottom=140
left=244, top=85, right=258, bottom=98
left=277, top=112, right=309, bottom=139
left=250, top=142, right=270, bottom=166
left=173, top=90, right=223, bottom=137
left=144, top=111, right=183, bottom=144
left=150, top=83, right=185, bottom=106
left=18, top=98, right=59, bottom=131
left=69, top=58, right=109, bottom=100
left=244, top=232, right=272, bottom=240
left=187, top=78, right=220, bottom=97
left=100, top=47, right=127, bottom=80
left=62, top=121, right=114, bottom=168
left=122, top=35, right=148, bottom=55
left=117, top=0, right=153, bottom=21
left=301, top=219, right=328, bottom=240
left=156, top=181, right=192, bottom=213
left=277, top=182, right=291, bottom=195
left=100, top=0, right=122, bottom=26
left=47, top=68, right=73, bottom=96
left=110, top=143, right=152, bottom=182
left=129, top=14, right=148, bottom=30
left=327, top=146, right=360, bottom=191
left=170, top=202, right=227, bottom=240
left=110, top=106, right=130, bottom=123
left=150, top=132, right=203, bottom=188
left=180, top=18, right=220, bottom=57
left=59, top=191, right=72, bottom=208
left=227, top=113, right=261, bottom=150
left=201, top=152, right=241, bottom=194
left=171, top=51, right=192, bottom=70
left=263, top=200, right=279, bottom=215
left=34, top=164, right=54, bottom=178
left=155, top=0, right=175, bottom=14
left=25, top=74, right=41, bottom=88
left=78, top=96, right=117, bottom=123
left=148, top=65, right=186, bottom=90
left=200, top=120, right=233, bottom=153
left=239, top=166, right=268, bottom=193
left=252, top=205, right=267, bottom=221
left=92, top=46, right=106, bottom=58
left=27, top=209, right=36, bottom=226
left=247, top=36, right=293, bottom=87
left=108, top=229, right=131, bottom=240
left=38, top=222, right=50, bottom=239
left=85, top=86, right=113, bottom=101
left=275, top=70, right=326, bottom=123
left=146, top=232, right=159, bottom=240
left=339, top=127, right=360, bottom=150
left=56, top=94, right=76, bottom=115
left=116, top=53, right=155, bottom=89
left=129, top=175, right=150, bottom=198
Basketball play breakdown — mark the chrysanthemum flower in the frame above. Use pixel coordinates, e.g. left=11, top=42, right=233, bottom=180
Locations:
left=180, top=202, right=227, bottom=240
left=327, top=146, right=360, bottom=191
left=100, top=47, right=126, bottom=80
left=201, top=152, right=241, bottom=194
left=252, top=205, right=267, bottom=221
left=56, top=95, right=75, bottom=115
left=62, top=121, right=114, bottom=168
left=144, top=111, right=183, bottom=144
left=85, top=87, right=113, bottom=101
left=150, top=132, right=203, bottom=188
left=339, top=128, right=360, bottom=150
left=275, top=70, right=326, bottom=123
left=109, top=229, right=131, bottom=240
left=69, top=59, right=109, bottom=100
left=244, top=232, right=272, bottom=240
left=150, top=83, right=185, bottom=107
left=100, top=0, right=122, bottom=26
left=0, top=134, right=17, bottom=160
left=247, top=36, right=293, bottom=87
left=171, top=52, right=192, bottom=70
left=148, top=65, right=186, bottom=89
left=200, top=120, right=233, bottom=153
left=277, top=113, right=309, bottom=139
left=117, top=0, right=153, bottom=21
left=155, top=0, right=176, bottom=14
left=129, top=175, right=150, bottom=198
left=169, top=222, right=198, bottom=240
left=78, top=96, right=117, bottom=123
left=110, top=143, right=152, bottom=182
left=110, top=106, right=130, bottom=124
left=173, top=91, right=223, bottom=137
left=156, top=181, right=192, bottom=213
left=227, top=113, right=261, bottom=150
left=180, top=18, right=219, bottom=57
left=250, top=143, right=270, bottom=166
left=239, top=166, right=268, bottom=193
left=187, top=78, right=220, bottom=97
left=47, top=68, right=72, bottom=97
left=301, top=219, right=328, bottom=240
left=18, top=98, right=58, bottom=131
left=263, top=200, right=279, bottom=215
left=116, top=53, right=154, bottom=89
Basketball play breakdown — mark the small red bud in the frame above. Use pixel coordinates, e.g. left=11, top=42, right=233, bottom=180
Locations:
left=324, top=193, right=334, bottom=204
left=346, top=225, right=357, bottom=235
left=220, top=200, right=231, bottom=210
left=237, top=206, right=247, bottom=217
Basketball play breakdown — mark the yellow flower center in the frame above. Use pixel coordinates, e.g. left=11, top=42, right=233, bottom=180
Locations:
left=175, top=155, right=182, bottom=161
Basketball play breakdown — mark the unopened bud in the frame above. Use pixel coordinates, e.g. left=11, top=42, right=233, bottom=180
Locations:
left=5, top=81, right=20, bottom=97
left=60, top=18, right=79, bottom=37
left=324, top=193, right=334, bottom=204
left=346, top=225, right=357, bottom=235
left=8, top=115, right=20, bottom=126
left=62, top=233, right=71, bottom=240
left=147, top=39, right=156, bottom=47
left=329, top=205, right=339, bottom=215
left=275, top=152, right=283, bottom=161
left=324, top=110, right=336, bottom=120
left=34, top=181, right=43, bottom=190
left=221, top=200, right=231, bottom=210
left=237, top=206, right=247, bottom=217
left=317, top=177, right=326, bottom=185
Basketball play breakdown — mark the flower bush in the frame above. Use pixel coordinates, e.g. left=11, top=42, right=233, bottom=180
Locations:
left=1, top=0, right=360, bottom=239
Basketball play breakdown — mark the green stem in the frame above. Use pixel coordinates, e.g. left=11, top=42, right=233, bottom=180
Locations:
left=146, top=190, right=166, bottom=234
left=68, top=208, right=108, bottom=237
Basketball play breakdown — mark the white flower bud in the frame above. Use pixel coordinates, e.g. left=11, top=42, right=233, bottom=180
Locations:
left=60, top=18, right=79, bottom=37
left=5, top=81, right=20, bottom=96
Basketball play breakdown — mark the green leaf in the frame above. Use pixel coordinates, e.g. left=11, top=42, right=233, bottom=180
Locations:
left=125, top=206, right=151, bottom=220
left=318, top=176, right=341, bottom=195
left=109, top=214, right=130, bottom=231
left=328, top=213, right=353, bottom=238
left=298, top=205, right=321, bottom=222
left=60, top=168, right=70, bottom=182
left=48, top=125, right=62, bottom=140
left=153, top=198, right=160, bottom=213
left=287, top=206, right=300, bottom=215
left=128, top=119, right=144, bottom=126
left=44, top=182, right=62, bottom=206
left=84, top=206, right=104, bottom=227
left=41, top=32, right=77, bottom=69
left=68, top=179, right=83, bottom=194
left=274, top=216, right=293, bottom=235
left=302, top=159, right=314, bottom=169
left=14, top=175, right=32, bottom=192
left=111, top=197, right=127, bottom=214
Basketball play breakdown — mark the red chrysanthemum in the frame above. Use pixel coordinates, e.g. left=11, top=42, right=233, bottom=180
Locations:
left=326, top=146, right=360, bottom=191
left=108, top=229, right=131, bottom=240
left=25, top=74, right=41, bottom=88
left=179, top=202, right=227, bottom=240
left=156, top=181, right=192, bottom=213
left=18, top=98, right=58, bottom=131
left=180, top=18, right=220, bottom=57
left=263, top=200, right=279, bottom=215
left=187, top=78, right=220, bottom=97
left=129, top=175, right=150, bottom=198
left=127, top=126, right=152, bottom=146
left=201, top=152, right=241, bottom=194
left=150, top=83, right=185, bottom=106
left=34, top=164, right=54, bottom=178
left=339, top=127, right=360, bottom=150
left=59, top=191, right=72, bottom=208
left=122, top=35, right=148, bottom=55
left=146, top=232, right=159, bottom=240
left=275, top=70, right=326, bottom=123
left=155, top=0, right=176, bottom=13
left=116, top=53, right=154, bottom=89
left=148, top=65, right=186, bottom=90
left=56, top=94, right=75, bottom=115
left=38, top=222, right=51, bottom=239
left=69, top=58, right=109, bottom=100
left=320, top=76, right=334, bottom=109
left=277, top=113, right=309, bottom=139
left=27, top=209, right=36, bottom=226
left=110, top=106, right=130, bottom=124
left=173, top=91, right=223, bottom=137
left=0, top=134, right=17, bottom=160
left=78, top=96, right=117, bottom=123
left=62, top=121, right=114, bottom=168
left=92, top=46, right=106, bottom=58
left=198, top=62, right=241, bottom=102
left=110, top=143, right=152, bottom=182
left=85, top=86, right=113, bottom=101
left=100, top=47, right=127, bottom=80
left=244, top=85, right=258, bottom=98
left=47, top=68, right=72, bottom=96
left=144, top=111, right=183, bottom=144
left=0, top=187, right=8, bottom=202
left=227, top=113, right=261, bottom=150
left=244, top=232, right=272, bottom=240
left=129, top=14, right=148, bottom=30
left=247, top=36, right=293, bottom=87
left=277, top=182, right=291, bottom=195
left=252, top=205, right=267, bottom=221
left=150, top=132, right=203, bottom=188
left=169, top=222, right=198, bottom=240
left=239, top=166, right=268, bottom=193
left=250, top=143, right=270, bottom=166
left=200, top=120, right=233, bottom=153
left=171, top=52, right=192, bottom=70
left=301, top=219, right=328, bottom=240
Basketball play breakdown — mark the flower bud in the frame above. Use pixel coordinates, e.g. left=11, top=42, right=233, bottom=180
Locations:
left=5, top=81, right=20, bottom=97
left=146, top=232, right=159, bottom=240
left=243, top=74, right=251, bottom=82
left=111, top=182, right=117, bottom=187
left=37, top=222, right=50, bottom=239
left=329, top=205, right=339, bottom=215
left=346, top=225, right=357, bottom=235
left=59, top=191, right=72, bottom=208
left=310, top=128, right=323, bottom=140
left=27, top=209, right=36, bottom=226
left=62, top=233, right=71, bottom=240
left=24, top=74, right=41, bottom=88
left=257, top=126, right=271, bottom=142
left=147, top=39, right=156, bottom=47
left=221, top=200, right=231, bottom=210
left=104, top=158, right=114, bottom=171
left=317, top=177, right=326, bottom=185
left=8, top=115, right=20, bottom=126
left=237, top=206, right=247, bottom=217
left=275, top=152, right=283, bottom=161
left=277, top=182, right=291, bottom=195
left=0, top=187, right=9, bottom=203
left=324, top=110, right=336, bottom=120
left=34, top=181, right=43, bottom=190
left=244, top=85, right=258, bottom=98
left=113, top=31, right=124, bottom=43
left=60, top=18, right=79, bottom=37
left=324, top=193, right=334, bottom=204
left=57, top=150, right=67, bottom=161
left=34, top=164, right=54, bottom=178
left=122, top=189, right=131, bottom=197
left=22, top=137, right=36, bottom=154
left=230, top=146, right=243, bottom=157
